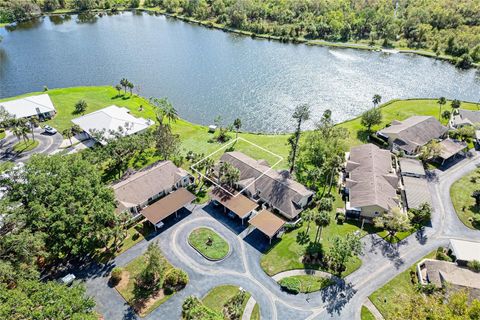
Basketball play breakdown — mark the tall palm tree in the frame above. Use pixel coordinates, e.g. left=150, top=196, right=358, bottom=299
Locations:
left=314, top=210, right=330, bottom=243
left=62, top=128, right=73, bottom=146
left=302, top=209, right=315, bottom=234
left=437, top=97, right=446, bottom=121
left=127, top=81, right=134, bottom=96
left=289, top=104, right=311, bottom=173
left=164, top=102, right=179, bottom=124
left=372, top=94, right=382, bottom=108
left=451, top=99, right=461, bottom=114
left=233, top=118, right=242, bottom=139
left=29, top=116, right=39, bottom=140
left=120, top=78, right=128, bottom=94
left=115, top=84, right=122, bottom=96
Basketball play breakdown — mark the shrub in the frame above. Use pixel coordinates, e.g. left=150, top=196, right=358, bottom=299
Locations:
left=436, top=251, right=452, bottom=262
left=164, top=268, right=189, bottom=290
left=467, top=260, right=480, bottom=272
left=110, top=267, right=123, bottom=285
left=278, top=277, right=300, bottom=294
left=132, top=232, right=140, bottom=241
left=337, top=212, right=346, bottom=224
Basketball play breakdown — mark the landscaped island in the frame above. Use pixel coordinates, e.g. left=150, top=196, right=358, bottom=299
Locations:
left=451, top=168, right=480, bottom=229
left=188, top=227, right=230, bottom=261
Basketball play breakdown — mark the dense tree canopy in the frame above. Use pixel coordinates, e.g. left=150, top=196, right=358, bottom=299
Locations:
left=2, top=154, right=118, bottom=261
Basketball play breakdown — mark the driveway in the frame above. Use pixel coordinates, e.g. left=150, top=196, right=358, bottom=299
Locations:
left=0, top=128, right=63, bottom=162
left=81, top=153, right=480, bottom=320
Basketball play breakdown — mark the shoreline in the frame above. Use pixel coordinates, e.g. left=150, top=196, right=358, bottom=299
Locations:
left=2, top=8, right=478, bottom=69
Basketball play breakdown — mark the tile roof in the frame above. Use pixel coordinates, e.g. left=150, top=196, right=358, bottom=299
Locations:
left=399, top=158, right=426, bottom=176
left=346, top=144, right=399, bottom=211
left=220, top=152, right=313, bottom=219
left=452, top=109, right=480, bottom=127
left=402, top=176, right=431, bottom=209
left=438, top=139, right=467, bottom=160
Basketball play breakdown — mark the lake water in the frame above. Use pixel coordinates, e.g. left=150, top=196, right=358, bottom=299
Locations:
left=1, top=11, right=479, bottom=132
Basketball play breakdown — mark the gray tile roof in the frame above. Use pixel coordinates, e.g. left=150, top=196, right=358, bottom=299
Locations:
left=399, top=158, right=426, bottom=176
left=438, top=139, right=467, bottom=160
left=402, top=176, right=431, bottom=209
left=346, top=144, right=399, bottom=211
left=220, top=152, right=313, bottom=219
left=379, top=116, right=448, bottom=152
left=452, top=109, right=480, bottom=127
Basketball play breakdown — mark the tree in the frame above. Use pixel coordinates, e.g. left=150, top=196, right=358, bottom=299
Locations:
left=182, top=295, right=223, bottom=320
left=0, top=280, right=96, bottom=319
left=451, top=99, right=461, bottom=113
left=360, top=107, right=382, bottom=132
left=127, top=81, right=134, bottom=96
left=302, top=208, right=315, bottom=234
left=115, top=84, right=122, bottom=95
left=218, top=162, right=239, bottom=188
left=28, top=116, right=39, bottom=140
left=314, top=210, right=330, bottom=243
left=456, top=126, right=475, bottom=141
left=374, top=207, right=411, bottom=239
left=2, top=154, right=118, bottom=260
left=410, top=202, right=431, bottom=225
left=137, top=242, right=166, bottom=290
left=74, top=99, right=88, bottom=115
left=62, top=124, right=82, bottom=146
left=150, top=97, right=178, bottom=124
left=233, top=118, right=242, bottom=139
left=437, top=97, right=446, bottom=121
left=372, top=94, right=382, bottom=107
left=420, top=140, right=442, bottom=161
left=288, top=104, right=310, bottom=173
left=472, top=190, right=480, bottom=207
left=120, top=78, right=129, bottom=94
left=155, top=123, right=180, bottom=160
left=441, top=110, right=451, bottom=121
left=11, top=118, right=30, bottom=143
left=327, top=233, right=363, bottom=275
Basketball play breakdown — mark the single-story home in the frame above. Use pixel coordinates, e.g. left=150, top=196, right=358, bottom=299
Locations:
left=399, top=158, right=426, bottom=178
left=378, top=116, right=448, bottom=155
left=343, top=144, right=402, bottom=219
left=218, top=152, right=314, bottom=220
left=113, top=160, right=193, bottom=218
left=449, top=239, right=480, bottom=265
left=450, top=109, right=480, bottom=128
left=72, top=105, right=153, bottom=145
left=0, top=94, right=56, bottom=120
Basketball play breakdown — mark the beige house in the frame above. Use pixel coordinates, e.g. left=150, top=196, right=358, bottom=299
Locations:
left=113, top=161, right=193, bottom=218
left=343, top=144, right=401, bottom=218
left=378, top=116, right=448, bottom=155
left=219, top=152, right=314, bottom=220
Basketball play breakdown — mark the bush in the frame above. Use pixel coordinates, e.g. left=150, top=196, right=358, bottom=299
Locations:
left=436, top=250, right=452, bottom=262
left=337, top=212, right=346, bottom=224
left=164, top=268, right=189, bottom=290
left=467, top=260, right=480, bottom=272
left=278, top=277, right=300, bottom=294
left=110, top=267, right=123, bottom=285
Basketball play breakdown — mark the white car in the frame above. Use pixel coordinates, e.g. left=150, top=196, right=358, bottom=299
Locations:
left=59, top=274, right=76, bottom=286
left=44, top=125, right=57, bottom=134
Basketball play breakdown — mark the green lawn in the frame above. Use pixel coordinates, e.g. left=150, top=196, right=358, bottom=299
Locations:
left=115, top=252, right=175, bottom=317
left=369, top=250, right=436, bottom=319
left=0, top=130, right=5, bottom=140
left=260, top=191, right=374, bottom=277
left=188, top=227, right=230, bottom=261
left=450, top=169, right=480, bottom=230
left=278, top=274, right=334, bottom=293
left=361, top=306, right=376, bottom=320
left=377, top=229, right=414, bottom=244
left=12, top=139, right=39, bottom=153
left=251, top=303, right=260, bottom=320
left=202, top=285, right=246, bottom=315
left=337, top=98, right=480, bottom=146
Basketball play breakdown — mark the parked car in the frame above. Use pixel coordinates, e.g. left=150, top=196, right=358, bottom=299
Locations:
left=44, top=125, right=57, bottom=134
left=59, top=274, right=76, bottom=286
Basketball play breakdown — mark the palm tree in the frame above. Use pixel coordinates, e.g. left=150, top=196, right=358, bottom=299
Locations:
left=233, top=118, right=242, bottom=139
left=372, top=94, right=382, bottom=108
left=127, top=81, right=134, bottom=96
left=437, top=97, right=446, bottom=121
left=289, top=104, right=311, bottom=173
left=314, top=210, right=330, bottom=243
left=62, top=128, right=73, bottom=146
left=120, top=78, right=128, bottom=94
left=29, top=116, right=39, bottom=140
left=203, top=158, right=214, bottom=178
left=115, top=84, right=122, bottom=96
left=451, top=99, right=461, bottom=114
left=164, top=102, right=178, bottom=124
left=302, top=208, right=315, bottom=234
left=74, top=100, right=88, bottom=115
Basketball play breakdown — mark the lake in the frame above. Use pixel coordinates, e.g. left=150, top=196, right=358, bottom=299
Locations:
left=0, top=11, right=479, bottom=133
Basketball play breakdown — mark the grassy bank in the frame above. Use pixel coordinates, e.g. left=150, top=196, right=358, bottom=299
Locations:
left=450, top=169, right=480, bottom=230
left=13, top=139, right=39, bottom=153
left=202, top=285, right=251, bottom=318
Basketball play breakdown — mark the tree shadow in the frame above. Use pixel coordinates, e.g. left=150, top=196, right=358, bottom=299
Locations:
left=320, top=279, right=357, bottom=315
left=368, top=234, right=406, bottom=269
left=356, top=129, right=370, bottom=143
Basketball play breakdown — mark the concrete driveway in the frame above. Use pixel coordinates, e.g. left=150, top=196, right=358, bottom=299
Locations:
left=0, top=128, right=63, bottom=162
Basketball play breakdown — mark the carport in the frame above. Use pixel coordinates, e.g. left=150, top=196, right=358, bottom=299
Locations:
left=249, top=209, right=285, bottom=243
left=141, top=188, right=196, bottom=230
left=209, top=187, right=258, bottom=224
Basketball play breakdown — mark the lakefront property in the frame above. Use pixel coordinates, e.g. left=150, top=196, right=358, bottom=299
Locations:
left=1, top=2, right=480, bottom=319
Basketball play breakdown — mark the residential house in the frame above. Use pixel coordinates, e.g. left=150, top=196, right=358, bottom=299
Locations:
left=343, top=143, right=401, bottom=219
left=450, top=109, right=480, bottom=128
left=112, top=160, right=193, bottom=218
left=218, top=152, right=314, bottom=220
left=0, top=94, right=56, bottom=120
left=72, top=105, right=153, bottom=145
left=378, top=116, right=448, bottom=155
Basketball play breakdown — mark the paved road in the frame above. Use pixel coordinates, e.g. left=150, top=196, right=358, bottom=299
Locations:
left=0, top=128, right=63, bottom=162
left=82, top=153, right=480, bottom=320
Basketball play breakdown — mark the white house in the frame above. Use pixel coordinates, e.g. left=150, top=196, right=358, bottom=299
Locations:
left=0, top=94, right=56, bottom=120
left=72, top=105, right=153, bottom=145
